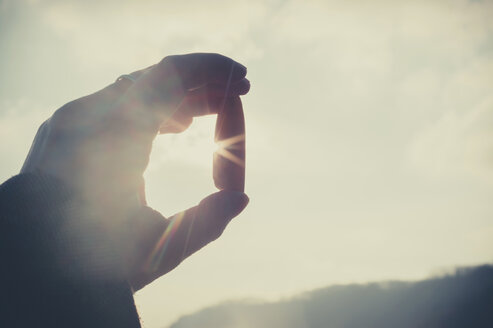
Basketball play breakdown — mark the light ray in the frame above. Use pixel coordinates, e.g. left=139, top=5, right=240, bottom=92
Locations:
left=215, top=133, right=245, bottom=167
left=216, top=133, right=245, bottom=148
left=145, top=211, right=185, bottom=272
left=216, top=146, right=245, bottom=168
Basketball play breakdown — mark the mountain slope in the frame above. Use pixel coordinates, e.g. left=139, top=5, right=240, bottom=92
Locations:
left=170, top=265, right=493, bottom=328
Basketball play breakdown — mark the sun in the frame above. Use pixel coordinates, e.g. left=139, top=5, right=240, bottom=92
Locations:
left=215, top=134, right=246, bottom=168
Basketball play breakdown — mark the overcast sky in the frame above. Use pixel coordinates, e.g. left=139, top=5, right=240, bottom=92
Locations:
left=1, top=0, right=492, bottom=327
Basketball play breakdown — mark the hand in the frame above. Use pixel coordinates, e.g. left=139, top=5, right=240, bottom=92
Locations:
left=21, top=53, right=250, bottom=290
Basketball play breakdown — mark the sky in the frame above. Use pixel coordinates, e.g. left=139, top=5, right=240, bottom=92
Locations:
left=1, top=0, right=492, bottom=327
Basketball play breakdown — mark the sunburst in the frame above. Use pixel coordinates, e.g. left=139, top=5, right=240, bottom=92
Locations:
left=215, top=133, right=245, bottom=168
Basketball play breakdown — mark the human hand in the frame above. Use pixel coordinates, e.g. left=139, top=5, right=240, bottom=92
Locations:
left=20, top=53, right=250, bottom=289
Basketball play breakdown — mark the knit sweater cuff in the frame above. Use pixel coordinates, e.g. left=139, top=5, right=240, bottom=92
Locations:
left=0, top=172, right=124, bottom=282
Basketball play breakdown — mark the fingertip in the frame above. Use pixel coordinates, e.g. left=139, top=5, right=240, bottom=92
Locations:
left=200, top=190, right=249, bottom=218
left=233, top=62, right=247, bottom=81
left=219, top=191, right=249, bottom=219
left=224, top=191, right=250, bottom=210
left=230, top=78, right=250, bottom=95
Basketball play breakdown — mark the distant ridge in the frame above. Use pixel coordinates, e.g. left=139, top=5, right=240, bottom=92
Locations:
left=170, top=265, right=493, bottom=328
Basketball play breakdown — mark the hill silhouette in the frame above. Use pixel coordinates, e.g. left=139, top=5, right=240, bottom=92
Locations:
left=170, top=265, right=493, bottom=328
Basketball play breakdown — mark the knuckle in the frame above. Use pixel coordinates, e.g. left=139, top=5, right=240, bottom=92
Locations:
left=208, top=223, right=226, bottom=241
left=49, top=109, right=68, bottom=131
left=50, top=100, right=82, bottom=131
left=159, top=55, right=177, bottom=68
left=31, top=120, right=51, bottom=141
left=37, top=119, right=49, bottom=133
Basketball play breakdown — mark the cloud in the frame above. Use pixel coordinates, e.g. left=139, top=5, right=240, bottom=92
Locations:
left=36, top=0, right=267, bottom=71
left=170, top=264, right=493, bottom=328
left=407, top=95, right=493, bottom=183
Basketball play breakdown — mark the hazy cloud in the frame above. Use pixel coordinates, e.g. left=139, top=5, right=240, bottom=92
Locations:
left=408, top=95, right=493, bottom=182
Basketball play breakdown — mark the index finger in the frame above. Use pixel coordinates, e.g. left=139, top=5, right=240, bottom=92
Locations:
left=115, top=53, right=247, bottom=133
left=164, top=53, right=247, bottom=90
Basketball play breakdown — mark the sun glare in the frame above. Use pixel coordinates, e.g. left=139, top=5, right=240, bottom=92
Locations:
left=215, top=134, right=246, bottom=168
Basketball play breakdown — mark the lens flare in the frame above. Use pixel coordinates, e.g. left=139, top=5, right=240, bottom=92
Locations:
left=215, top=133, right=245, bottom=168
left=145, top=211, right=185, bottom=272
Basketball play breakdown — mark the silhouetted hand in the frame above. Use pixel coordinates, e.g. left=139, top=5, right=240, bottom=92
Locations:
left=20, top=53, right=250, bottom=291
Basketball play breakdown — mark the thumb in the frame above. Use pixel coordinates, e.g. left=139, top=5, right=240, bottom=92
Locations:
left=174, top=191, right=250, bottom=259
left=197, top=190, right=250, bottom=232
left=127, top=191, right=249, bottom=290
left=167, top=190, right=249, bottom=266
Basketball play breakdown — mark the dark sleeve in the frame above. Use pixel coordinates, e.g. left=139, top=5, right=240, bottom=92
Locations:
left=0, top=173, right=142, bottom=328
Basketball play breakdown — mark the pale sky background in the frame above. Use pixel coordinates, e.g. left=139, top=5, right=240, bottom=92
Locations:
left=1, top=0, right=492, bottom=327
